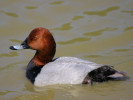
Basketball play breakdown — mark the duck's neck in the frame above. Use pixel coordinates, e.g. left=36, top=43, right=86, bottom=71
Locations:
left=27, top=50, right=55, bottom=70
left=33, top=51, right=54, bottom=66
left=33, top=50, right=55, bottom=66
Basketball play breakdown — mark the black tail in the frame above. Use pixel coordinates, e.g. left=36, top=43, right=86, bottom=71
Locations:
left=82, top=65, right=127, bottom=85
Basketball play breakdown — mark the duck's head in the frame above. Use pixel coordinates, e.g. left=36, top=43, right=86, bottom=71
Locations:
left=10, top=27, right=56, bottom=65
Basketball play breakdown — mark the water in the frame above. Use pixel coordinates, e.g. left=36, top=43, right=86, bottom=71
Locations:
left=0, top=0, right=133, bottom=100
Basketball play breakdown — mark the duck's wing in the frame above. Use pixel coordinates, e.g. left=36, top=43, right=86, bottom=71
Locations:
left=34, top=57, right=103, bottom=87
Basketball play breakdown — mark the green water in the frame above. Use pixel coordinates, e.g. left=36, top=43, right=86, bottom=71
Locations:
left=0, top=0, right=133, bottom=100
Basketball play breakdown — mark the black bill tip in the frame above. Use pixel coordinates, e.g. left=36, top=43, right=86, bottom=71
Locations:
left=9, top=46, right=17, bottom=50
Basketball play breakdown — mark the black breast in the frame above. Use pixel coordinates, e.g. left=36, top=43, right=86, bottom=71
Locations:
left=26, top=66, right=43, bottom=83
left=26, top=58, right=58, bottom=84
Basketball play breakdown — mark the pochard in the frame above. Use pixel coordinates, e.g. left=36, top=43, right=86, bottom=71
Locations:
left=10, top=27, right=126, bottom=87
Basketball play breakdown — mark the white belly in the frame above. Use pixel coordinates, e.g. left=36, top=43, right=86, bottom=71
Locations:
left=34, top=57, right=103, bottom=87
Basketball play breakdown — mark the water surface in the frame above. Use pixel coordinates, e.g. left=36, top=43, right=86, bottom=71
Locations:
left=0, top=0, right=133, bottom=100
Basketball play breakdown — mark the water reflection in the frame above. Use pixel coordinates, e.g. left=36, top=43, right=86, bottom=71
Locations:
left=52, top=23, right=73, bottom=30
left=0, top=51, right=18, bottom=58
left=0, top=61, right=26, bottom=71
left=25, top=6, right=38, bottom=10
left=58, top=37, right=90, bottom=45
left=50, top=1, right=64, bottom=5
left=124, top=26, right=133, bottom=32
left=83, top=27, right=117, bottom=36
left=9, top=39, right=22, bottom=43
left=14, top=92, right=55, bottom=100
left=0, top=11, right=19, bottom=18
left=84, top=55, right=103, bottom=58
left=83, top=6, right=120, bottom=16
left=0, top=90, right=16, bottom=96
left=26, top=81, right=126, bottom=99
left=17, top=82, right=56, bottom=100
left=114, top=49, right=130, bottom=52
left=121, top=10, right=133, bottom=16
left=72, top=16, right=84, bottom=21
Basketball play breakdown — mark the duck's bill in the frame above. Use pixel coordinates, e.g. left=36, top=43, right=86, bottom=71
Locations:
left=10, top=42, right=30, bottom=50
left=10, top=44, right=31, bottom=50
left=10, top=45, right=24, bottom=50
left=10, top=44, right=30, bottom=50
left=10, top=37, right=30, bottom=50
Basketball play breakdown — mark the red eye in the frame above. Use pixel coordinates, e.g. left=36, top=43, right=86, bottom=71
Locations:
left=30, top=37, right=38, bottom=41
left=30, top=37, right=34, bottom=41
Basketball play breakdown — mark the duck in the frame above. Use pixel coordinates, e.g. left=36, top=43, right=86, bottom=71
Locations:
left=9, top=27, right=126, bottom=87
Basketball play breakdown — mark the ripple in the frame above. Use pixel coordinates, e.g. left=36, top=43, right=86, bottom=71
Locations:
left=25, top=6, right=38, bottom=10
left=0, top=10, right=18, bottom=18
left=124, top=26, right=133, bottom=32
left=9, top=39, right=22, bottom=43
left=4, top=12, right=19, bottom=18
left=0, top=61, right=26, bottom=71
left=72, top=16, right=84, bottom=21
left=57, top=37, right=90, bottom=45
left=84, top=55, right=103, bottom=58
left=121, top=10, right=133, bottom=16
left=0, top=90, right=15, bottom=96
left=0, top=51, right=18, bottom=58
left=52, top=23, right=73, bottom=31
left=50, top=1, right=64, bottom=5
left=83, top=6, right=120, bottom=16
left=83, top=27, right=117, bottom=36
left=114, top=49, right=130, bottom=52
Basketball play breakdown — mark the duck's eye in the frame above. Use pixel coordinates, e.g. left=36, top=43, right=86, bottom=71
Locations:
left=30, top=36, right=38, bottom=41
